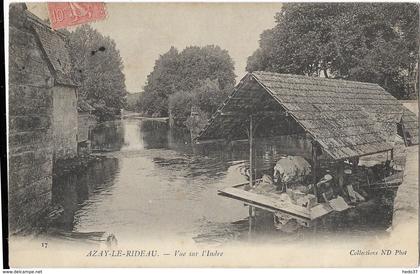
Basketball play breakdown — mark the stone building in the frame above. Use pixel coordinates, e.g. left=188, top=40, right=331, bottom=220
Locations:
left=77, top=100, right=96, bottom=154
left=8, top=4, right=78, bottom=232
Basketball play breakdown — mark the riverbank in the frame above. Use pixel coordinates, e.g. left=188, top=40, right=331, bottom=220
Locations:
left=392, top=145, right=418, bottom=230
left=391, top=101, right=418, bottom=240
left=386, top=145, right=418, bottom=262
left=134, top=116, right=169, bottom=122
left=121, top=110, right=169, bottom=121
left=52, top=154, right=108, bottom=178
left=32, top=155, right=112, bottom=233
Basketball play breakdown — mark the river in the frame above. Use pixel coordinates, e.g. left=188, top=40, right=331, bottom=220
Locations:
left=49, top=118, right=395, bottom=246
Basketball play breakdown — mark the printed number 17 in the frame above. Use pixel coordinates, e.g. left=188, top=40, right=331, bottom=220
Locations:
left=41, top=242, right=48, bottom=248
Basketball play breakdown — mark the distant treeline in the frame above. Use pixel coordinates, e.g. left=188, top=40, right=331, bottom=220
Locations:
left=126, top=93, right=141, bottom=111
left=138, top=3, right=418, bottom=129
left=136, top=45, right=236, bottom=128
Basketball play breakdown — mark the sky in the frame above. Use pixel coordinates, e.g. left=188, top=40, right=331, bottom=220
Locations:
left=27, top=3, right=282, bottom=93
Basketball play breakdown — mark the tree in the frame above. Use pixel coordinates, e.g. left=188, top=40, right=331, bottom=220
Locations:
left=168, top=78, right=231, bottom=127
left=168, top=90, right=195, bottom=127
left=67, top=25, right=127, bottom=121
left=139, top=45, right=236, bottom=116
left=246, top=3, right=419, bottom=98
left=140, top=47, right=180, bottom=116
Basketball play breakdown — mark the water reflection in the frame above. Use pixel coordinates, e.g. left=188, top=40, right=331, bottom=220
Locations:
left=140, top=119, right=170, bottom=149
left=50, top=118, right=394, bottom=245
left=51, top=158, right=119, bottom=231
left=91, top=121, right=125, bottom=152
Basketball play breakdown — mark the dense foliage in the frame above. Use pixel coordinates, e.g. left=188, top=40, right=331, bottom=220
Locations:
left=137, top=45, right=236, bottom=117
left=168, top=79, right=231, bottom=127
left=67, top=25, right=127, bottom=121
left=246, top=3, right=419, bottom=99
left=125, top=93, right=141, bottom=111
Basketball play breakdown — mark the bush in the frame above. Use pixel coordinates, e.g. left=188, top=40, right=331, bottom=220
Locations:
left=193, top=78, right=230, bottom=115
left=185, top=108, right=208, bottom=134
left=89, top=99, right=120, bottom=122
left=168, top=78, right=231, bottom=128
left=168, top=91, right=195, bottom=127
left=137, top=91, right=168, bottom=117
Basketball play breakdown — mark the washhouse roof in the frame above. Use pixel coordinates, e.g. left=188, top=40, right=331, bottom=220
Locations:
left=196, top=71, right=418, bottom=160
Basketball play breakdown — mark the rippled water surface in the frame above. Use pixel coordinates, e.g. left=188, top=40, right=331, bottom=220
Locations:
left=51, top=118, right=394, bottom=246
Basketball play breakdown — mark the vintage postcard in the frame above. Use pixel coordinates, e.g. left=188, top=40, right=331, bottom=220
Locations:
left=5, top=1, right=419, bottom=268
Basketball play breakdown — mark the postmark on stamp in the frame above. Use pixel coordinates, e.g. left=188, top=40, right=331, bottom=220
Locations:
left=47, top=2, right=107, bottom=30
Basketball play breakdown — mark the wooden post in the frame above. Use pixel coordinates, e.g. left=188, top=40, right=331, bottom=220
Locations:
left=311, top=142, right=318, bottom=201
left=249, top=115, right=254, bottom=187
left=337, top=160, right=345, bottom=194
left=390, top=149, right=394, bottom=160
left=248, top=115, right=254, bottom=239
left=400, top=120, right=409, bottom=146
left=248, top=205, right=253, bottom=239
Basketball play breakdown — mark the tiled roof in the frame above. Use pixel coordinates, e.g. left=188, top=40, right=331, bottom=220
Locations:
left=25, top=10, right=77, bottom=86
left=197, top=71, right=418, bottom=160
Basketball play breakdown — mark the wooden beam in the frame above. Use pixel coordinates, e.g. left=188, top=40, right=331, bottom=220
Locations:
left=218, top=187, right=312, bottom=220
left=400, top=119, right=409, bottom=146
left=248, top=114, right=254, bottom=237
left=248, top=205, right=254, bottom=238
left=257, top=111, right=287, bottom=116
left=220, top=110, right=286, bottom=117
left=249, top=114, right=254, bottom=187
left=311, top=142, right=319, bottom=202
left=229, top=96, right=264, bottom=100
left=337, top=160, right=345, bottom=195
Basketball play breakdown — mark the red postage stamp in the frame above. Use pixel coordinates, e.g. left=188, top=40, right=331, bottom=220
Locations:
left=47, top=2, right=107, bottom=30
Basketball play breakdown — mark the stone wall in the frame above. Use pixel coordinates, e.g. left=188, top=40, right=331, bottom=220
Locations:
left=8, top=4, right=54, bottom=232
left=78, top=112, right=96, bottom=143
left=52, top=86, right=78, bottom=160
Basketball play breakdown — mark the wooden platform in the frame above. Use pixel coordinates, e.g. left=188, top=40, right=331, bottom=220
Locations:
left=218, top=186, right=334, bottom=221
left=365, top=172, right=403, bottom=190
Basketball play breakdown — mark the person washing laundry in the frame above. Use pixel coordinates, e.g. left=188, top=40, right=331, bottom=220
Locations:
left=273, top=156, right=312, bottom=192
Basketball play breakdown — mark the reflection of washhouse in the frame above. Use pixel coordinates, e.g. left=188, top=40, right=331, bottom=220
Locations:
left=194, top=134, right=313, bottom=174
left=167, top=126, right=192, bottom=153
left=51, top=158, right=120, bottom=231
left=140, top=120, right=170, bottom=149
left=121, top=120, right=144, bottom=151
